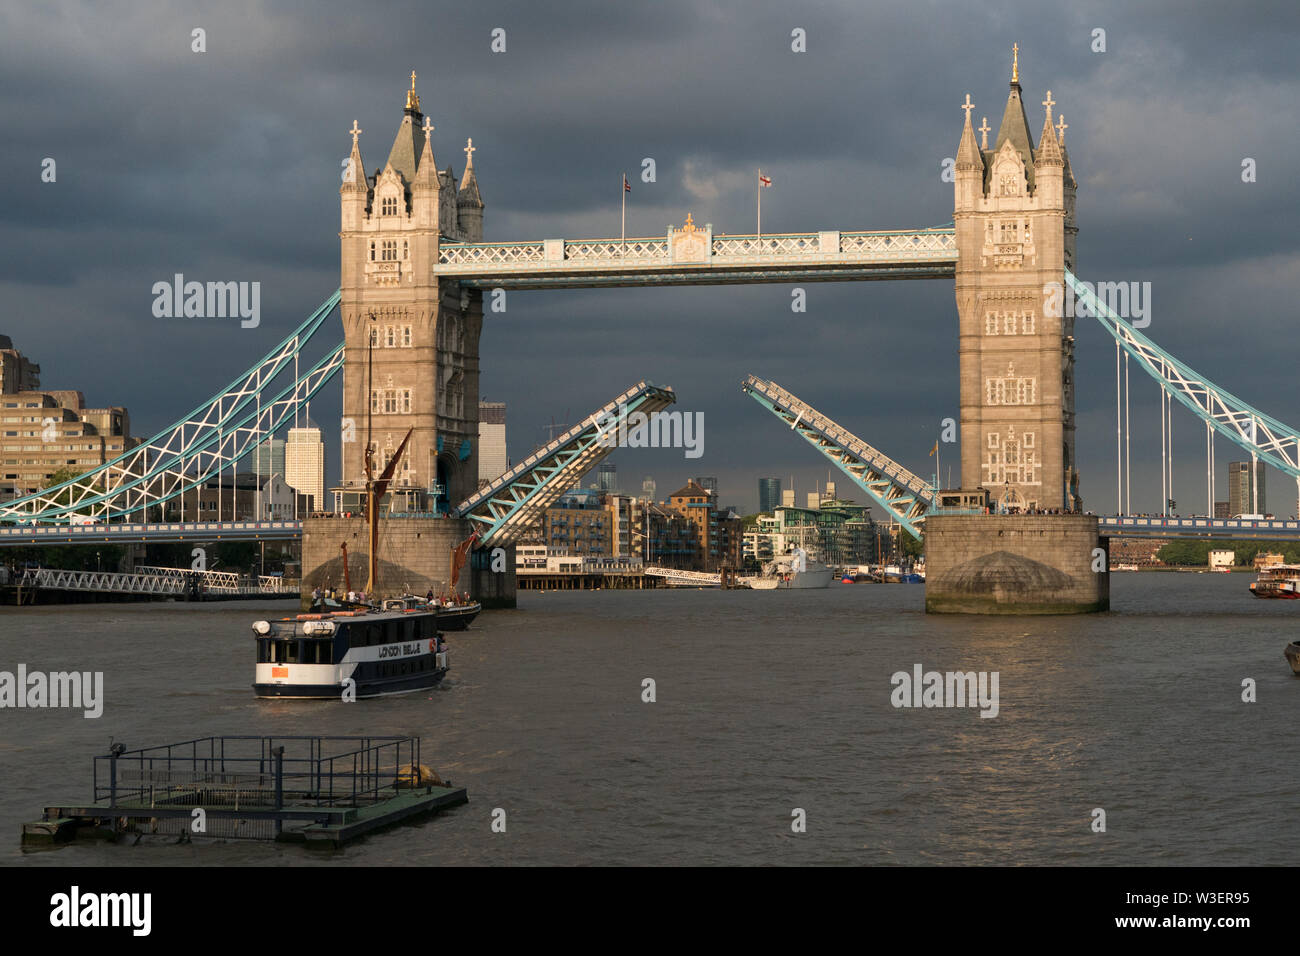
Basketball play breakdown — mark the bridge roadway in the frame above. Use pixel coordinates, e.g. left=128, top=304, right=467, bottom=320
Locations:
left=0, top=519, right=304, bottom=548
left=6, top=515, right=1300, bottom=548
left=433, top=227, right=957, bottom=289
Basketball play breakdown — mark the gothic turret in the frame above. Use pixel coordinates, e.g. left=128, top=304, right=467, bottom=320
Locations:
left=954, top=96, right=983, bottom=213
left=457, top=138, right=484, bottom=242
left=1034, top=91, right=1063, bottom=207
left=340, top=120, right=370, bottom=232
left=410, top=116, right=440, bottom=232
left=951, top=45, right=1078, bottom=512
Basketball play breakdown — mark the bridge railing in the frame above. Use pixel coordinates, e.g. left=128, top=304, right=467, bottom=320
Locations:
left=437, top=228, right=957, bottom=272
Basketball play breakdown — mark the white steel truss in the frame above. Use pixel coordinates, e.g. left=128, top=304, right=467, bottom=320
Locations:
left=1069, top=272, right=1300, bottom=478
left=0, top=292, right=342, bottom=525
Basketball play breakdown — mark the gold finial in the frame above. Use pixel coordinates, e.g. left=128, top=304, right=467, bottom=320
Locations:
left=1011, top=43, right=1019, bottom=84
left=405, top=70, right=420, bottom=111
left=681, top=213, right=696, bottom=233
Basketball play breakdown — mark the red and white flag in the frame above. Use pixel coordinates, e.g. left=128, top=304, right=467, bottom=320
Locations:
left=759, top=173, right=772, bottom=187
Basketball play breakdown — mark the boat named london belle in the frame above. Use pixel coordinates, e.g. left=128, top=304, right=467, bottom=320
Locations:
left=253, top=426, right=451, bottom=699
left=253, top=596, right=448, bottom=699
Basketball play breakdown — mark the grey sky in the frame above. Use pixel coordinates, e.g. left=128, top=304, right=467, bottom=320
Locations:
left=2, top=0, right=1298, bottom=513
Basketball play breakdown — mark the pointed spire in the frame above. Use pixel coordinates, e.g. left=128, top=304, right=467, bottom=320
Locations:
left=405, top=69, right=420, bottom=113
left=412, top=115, right=439, bottom=190
left=956, top=94, right=981, bottom=168
left=1056, top=114, right=1076, bottom=187
left=458, top=138, right=483, bottom=206
left=1037, top=90, right=1062, bottom=165
left=342, top=119, right=367, bottom=191
left=978, top=116, right=990, bottom=150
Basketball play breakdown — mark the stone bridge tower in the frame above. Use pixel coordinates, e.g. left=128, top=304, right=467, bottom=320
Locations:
left=953, top=48, right=1079, bottom=511
left=338, top=73, right=485, bottom=511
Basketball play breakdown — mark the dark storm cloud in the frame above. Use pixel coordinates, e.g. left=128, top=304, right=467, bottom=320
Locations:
left=1, top=0, right=1297, bottom=513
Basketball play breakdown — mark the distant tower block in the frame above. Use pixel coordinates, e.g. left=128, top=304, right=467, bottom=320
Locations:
left=338, top=74, right=487, bottom=509
left=477, top=401, right=508, bottom=486
left=953, top=50, right=1079, bottom=511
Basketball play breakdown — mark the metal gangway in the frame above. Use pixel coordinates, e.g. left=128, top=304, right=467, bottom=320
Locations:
left=16, top=565, right=296, bottom=597
left=643, top=566, right=723, bottom=587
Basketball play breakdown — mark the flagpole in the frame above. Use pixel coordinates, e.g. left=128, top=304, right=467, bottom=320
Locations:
left=621, top=173, right=626, bottom=257
left=756, top=169, right=762, bottom=240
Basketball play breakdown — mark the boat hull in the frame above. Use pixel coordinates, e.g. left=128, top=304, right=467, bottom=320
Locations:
left=1286, top=642, right=1300, bottom=675
left=253, top=604, right=447, bottom=700
left=253, top=667, right=447, bottom=699
left=436, top=603, right=481, bottom=630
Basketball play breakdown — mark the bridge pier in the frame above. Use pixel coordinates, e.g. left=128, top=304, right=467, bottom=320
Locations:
left=300, top=516, right=516, bottom=609
left=924, top=514, right=1108, bottom=614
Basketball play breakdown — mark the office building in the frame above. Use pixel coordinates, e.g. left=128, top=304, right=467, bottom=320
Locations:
left=285, top=426, right=326, bottom=512
left=478, top=401, right=508, bottom=485
left=758, top=477, right=781, bottom=514
left=1228, top=461, right=1266, bottom=516
left=0, top=338, right=137, bottom=501
left=251, top=438, right=286, bottom=483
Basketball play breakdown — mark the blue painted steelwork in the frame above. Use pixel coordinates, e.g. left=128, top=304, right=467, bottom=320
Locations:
left=0, top=519, right=304, bottom=548
left=1100, top=515, right=1300, bottom=541
left=741, top=375, right=935, bottom=539
left=455, top=380, right=677, bottom=547
left=0, top=292, right=342, bottom=525
left=1069, top=271, right=1300, bottom=479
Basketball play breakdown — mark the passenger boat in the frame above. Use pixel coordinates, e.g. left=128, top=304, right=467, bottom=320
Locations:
left=253, top=426, right=449, bottom=699
left=1285, top=642, right=1300, bottom=675
left=1249, top=564, right=1300, bottom=599
left=253, top=597, right=447, bottom=699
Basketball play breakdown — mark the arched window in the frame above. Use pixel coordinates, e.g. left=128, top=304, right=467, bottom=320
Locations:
left=382, top=195, right=399, bottom=216
left=369, top=241, right=375, bottom=262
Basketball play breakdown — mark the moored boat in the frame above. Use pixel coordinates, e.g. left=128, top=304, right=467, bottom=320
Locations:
left=1249, top=564, right=1300, bottom=599
left=435, top=600, right=481, bottom=630
left=1285, top=642, right=1300, bottom=675
left=746, top=549, right=832, bottom=589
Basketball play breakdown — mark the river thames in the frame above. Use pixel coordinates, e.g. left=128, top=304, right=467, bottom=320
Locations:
left=2, top=572, right=1296, bottom=865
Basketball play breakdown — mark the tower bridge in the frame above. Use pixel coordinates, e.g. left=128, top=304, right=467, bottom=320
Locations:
left=4, top=52, right=1299, bottom=610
